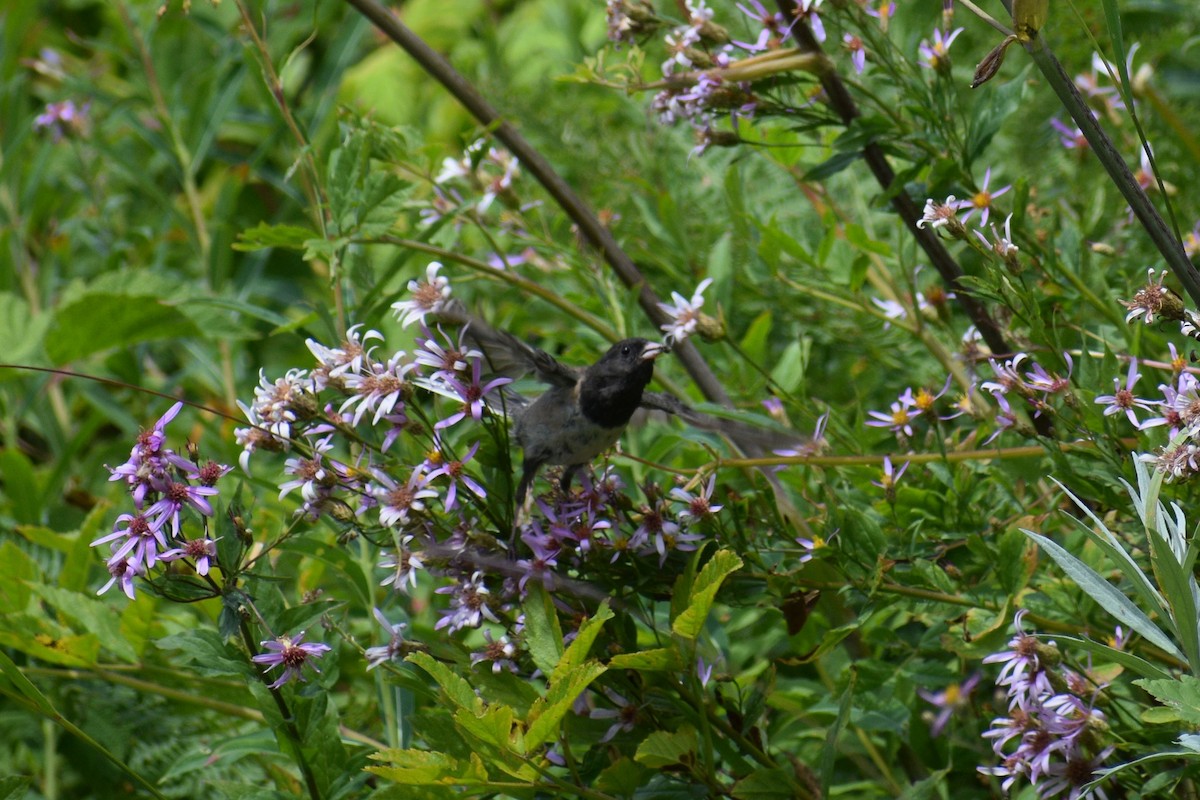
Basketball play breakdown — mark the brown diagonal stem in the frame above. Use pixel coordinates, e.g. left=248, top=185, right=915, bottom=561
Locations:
left=339, top=0, right=731, bottom=407
left=775, top=1, right=1052, bottom=437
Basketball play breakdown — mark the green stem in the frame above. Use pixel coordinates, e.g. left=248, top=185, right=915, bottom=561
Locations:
left=1020, top=32, right=1200, bottom=306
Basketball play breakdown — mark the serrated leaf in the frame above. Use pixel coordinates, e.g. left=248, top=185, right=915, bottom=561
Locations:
left=0, top=648, right=56, bottom=714
left=45, top=293, right=203, bottom=363
left=522, top=582, right=564, bottom=677
left=1023, top=530, right=1184, bottom=659
left=367, top=749, right=489, bottom=787
left=608, top=647, right=682, bottom=671
left=233, top=222, right=319, bottom=251
left=526, top=660, right=606, bottom=747
left=731, top=768, right=799, bottom=799
left=634, top=726, right=698, bottom=769
left=156, top=629, right=251, bottom=679
left=672, top=550, right=743, bottom=640
left=407, top=651, right=483, bottom=714
left=1135, top=676, right=1200, bottom=726
left=26, top=583, right=137, bottom=663
left=551, top=602, right=612, bottom=683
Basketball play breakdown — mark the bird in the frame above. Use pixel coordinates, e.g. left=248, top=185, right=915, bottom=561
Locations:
left=435, top=302, right=800, bottom=511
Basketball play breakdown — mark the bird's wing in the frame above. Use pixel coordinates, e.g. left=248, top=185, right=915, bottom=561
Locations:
left=435, top=301, right=580, bottom=388
left=639, top=391, right=805, bottom=453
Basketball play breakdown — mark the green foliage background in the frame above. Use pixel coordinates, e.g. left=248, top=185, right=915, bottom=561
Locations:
left=4, top=0, right=1200, bottom=797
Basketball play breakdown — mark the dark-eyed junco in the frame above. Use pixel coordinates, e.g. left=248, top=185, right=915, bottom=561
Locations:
left=436, top=302, right=797, bottom=509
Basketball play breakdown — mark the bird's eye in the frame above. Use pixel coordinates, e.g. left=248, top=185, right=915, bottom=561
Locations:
left=621, top=345, right=631, bottom=355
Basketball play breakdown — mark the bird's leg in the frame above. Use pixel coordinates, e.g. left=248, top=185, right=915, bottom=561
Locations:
left=559, top=464, right=585, bottom=495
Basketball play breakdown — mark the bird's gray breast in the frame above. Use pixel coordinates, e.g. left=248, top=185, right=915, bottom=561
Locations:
left=514, top=386, right=623, bottom=466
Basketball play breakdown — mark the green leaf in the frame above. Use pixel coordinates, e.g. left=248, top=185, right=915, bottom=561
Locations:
left=634, top=726, right=698, bottom=769
left=0, top=450, right=39, bottom=524
left=1022, top=530, right=1184, bottom=659
left=1135, top=676, right=1200, bottom=726
left=0, top=292, right=49, bottom=369
left=551, top=601, right=611, bottom=683
left=522, top=581, right=564, bottom=677
left=731, top=769, right=800, bottom=799
left=1040, top=633, right=1171, bottom=682
left=820, top=667, right=856, bottom=790
left=156, top=629, right=252, bottom=679
left=769, top=339, right=808, bottom=394
left=0, top=648, right=56, bottom=714
left=367, top=749, right=488, bottom=786
left=45, top=292, right=203, bottom=364
left=526, top=660, right=606, bottom=748
left=608, top=647, right=682, bottom=671
left=673, top=550, right=743, bottom=640
left=27, top=583, right=138, bottom=663
left=233, top=221, right=319, bottom=251
left=406, top=651, right=483, bottom=714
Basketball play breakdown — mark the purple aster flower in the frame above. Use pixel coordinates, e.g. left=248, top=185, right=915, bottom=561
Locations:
left=470, top=629, right=519, bottom=674
left=379, top=535, right=426, bottom=593
left=424, top=439, right=487, bottom=511
left=145, top=478, right=219, bottom=540
left=918, top=672, right=982, bottom=736
left=957, top=167, right=1011, bottom=227
left=1094, top=358, right=1155, bottom=427
left=306, top=324, right=383, bottom=389
left=918, top=27, right=963, bottom=70
left=733, top=0, right=789, bottom=52
left=590, top=688, right=639, bottom=742
left=372, top=470, right=438, bottom=529
left=414, top=325, right=482, bottom=381
left=278, top=436, right=338, bottom=503
left=1025, top=353, right=1073, bottom=397
left=981, top=353, right=1030, bottom=396
left=392, top=262, right=452, bottom=328
left=670, top=474, right=723, bottom=521
left=160, top=536, right=219, bottom=576
left=982, top=392, right=1019, bottom=445
left=434, top=571, right=500, bottom=633
left=515, top=530, right=561, bottom=593
left=1050, top=117, right=1088, bottom=151
left=364, top=607, right=408, bottom=670
left=843, top=33, right=866, bottom=74
left=429, top=359, right=512, bottom=430
left=916, top=195, right=964, bottom=233
left=251, top=631, right=332, bottom=689
left=871, top=456, right=909, bottom=502
left=340, top=354, right=416, bottom=427
left=866, top=395, right=922, bottom=439
left=34, top=99, right=89, bottom=140
left=97, top=556, right=143, bottom=600
left=795, top=529, right=835, bottom=564
left=658, top=277, right=713, bottom=342
left=92, top=512, right=171, bottom=572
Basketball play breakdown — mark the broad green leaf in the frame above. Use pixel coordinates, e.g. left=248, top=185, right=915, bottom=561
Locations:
left=551, top=601, right=611, bottom=683
left=0, top=450, right=39, bottom=523
left=27, top=583, right=137, bottom=663
left=522, top=581, right=564, bottom=677
left=1135, top=676, right=1200, bottom=726
left=156, top=629, right=252, bottom=679
left=673, top=550, right=744, bottom=640
left=0, top=292, right=48, bottom=369
left=407, top=651, right=483, bottom=714
left=608, top=647, right=682, bottom=671
left=731, top=769, right=801, bottom=799
left=233, top=222, right=319, bottom=251
left=635, top=726, right=698, bottom=769
left=526, top=660, right=606, bottom=748
left=45, top=292, right=203, bottom=364
left=1023, top=530, right=1184, bottom=659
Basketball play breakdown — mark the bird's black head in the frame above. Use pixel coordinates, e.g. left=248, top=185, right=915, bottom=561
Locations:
left=578, top=338, right=665, bottom=428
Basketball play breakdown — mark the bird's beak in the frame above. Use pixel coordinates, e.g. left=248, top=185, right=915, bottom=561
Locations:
left=641, top=341, right=668, bottom=361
